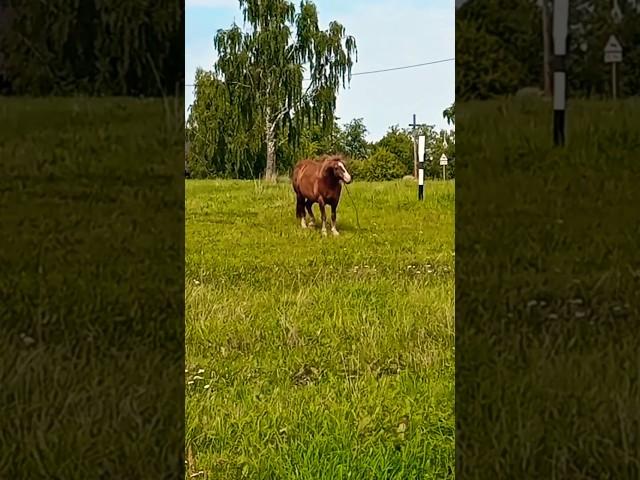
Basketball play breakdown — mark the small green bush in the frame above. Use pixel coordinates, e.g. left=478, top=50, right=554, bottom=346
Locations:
left=347, top=158, right=366, bottom=180
left=351, top=148, right=407, bottom=181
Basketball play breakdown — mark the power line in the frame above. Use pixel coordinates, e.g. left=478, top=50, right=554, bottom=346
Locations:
left=350, top=58, right=454, bottom=76
left=184, top=57, right=454, bottom=87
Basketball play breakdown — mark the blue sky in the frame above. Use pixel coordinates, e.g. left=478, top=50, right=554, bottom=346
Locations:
left=185, top=0, right=455, bottom=141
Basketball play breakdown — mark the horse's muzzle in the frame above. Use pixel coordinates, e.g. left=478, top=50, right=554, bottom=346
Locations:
left=342, top=173, right=352, bottom=184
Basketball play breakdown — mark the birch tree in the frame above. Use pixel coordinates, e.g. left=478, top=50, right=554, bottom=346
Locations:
left=214, top=0, right=357, bottom=180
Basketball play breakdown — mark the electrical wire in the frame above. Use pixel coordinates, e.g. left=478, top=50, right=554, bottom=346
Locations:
left=184, top=57, right=454, bottom=87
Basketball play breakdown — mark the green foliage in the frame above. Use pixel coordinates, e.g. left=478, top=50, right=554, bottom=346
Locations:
left=208, top=0, right=357, bottom=179
left=0, top=1, right=183, bottom=95
left=352, top=148, right=407, bottom=181
left=186, top=69, right=264, bottom=179
left=442, top=103, right=455, bottom=125
left=565, top=1, right=640, bottom=98
left=375, top=125, right=414, bottom=175
left=339, top=117, right=370, bottom=160
left=426, top=130, right=455, bottom=180
left=186, top=179, right=455, bottom=478
left=455, top=16, right=526, bottom=100
left=457, top=0, right=640, bottom=100
left=346, top=123, right=455, bottom=182
left=346, top=158, right=366, bottom=180
left=186, top=71, right=454, bottom=182
left=297, top=121, right=346, bottom=159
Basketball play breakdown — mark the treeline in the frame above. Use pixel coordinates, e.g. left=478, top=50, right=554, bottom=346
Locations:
left=457, top=0, right=640, bottom=100
left=186, top=75, right=455, bottom=181
left=0, top=1, right=183, bottom=96
left=185, top=0, right=455, bottom=181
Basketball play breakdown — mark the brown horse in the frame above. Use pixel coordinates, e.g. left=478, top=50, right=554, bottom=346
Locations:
left=291, top=154, right=352, bottom=236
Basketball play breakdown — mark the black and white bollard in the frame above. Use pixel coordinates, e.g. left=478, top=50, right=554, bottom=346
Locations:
left=418, top=135, right=425, bottom=200
left=552, top=0, right=569, bottom=146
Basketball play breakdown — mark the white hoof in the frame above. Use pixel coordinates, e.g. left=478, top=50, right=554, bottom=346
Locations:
left=301, top=219, right=308, bottom=229
left=321, top=229, right=328, bottom=236
left=331, top=228, right=340, bottom=236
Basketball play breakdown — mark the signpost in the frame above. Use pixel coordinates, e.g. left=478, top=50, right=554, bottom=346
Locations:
left=604, top=35, right=623, bottom=100
left=552, top=0, right=570, bottom=146
left=440, top=153, right=449, bottom=180
left=418, top=135, right=425, bottom=200
left=408, top=114, right=426, bottom=178
left=440, top=137, right=448, bottom=180
left=440, top=153, right=448, bottom=180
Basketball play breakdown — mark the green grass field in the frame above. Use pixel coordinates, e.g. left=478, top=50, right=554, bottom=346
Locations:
left=0, top=97, right=183, bottom=478
left=457, top=97, right=640, bottom=477
left=185, top=179, right=455, bottom=478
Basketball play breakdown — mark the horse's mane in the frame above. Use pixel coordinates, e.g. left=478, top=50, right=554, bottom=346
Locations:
left=320, top=153, right=345, bottom=161
left=317, top=153, right=346, bottom=175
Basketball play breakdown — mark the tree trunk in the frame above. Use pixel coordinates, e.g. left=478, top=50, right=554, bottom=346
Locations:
left=265, top=116, right=277, bottom=182
left=541, top=0, right=552, bottom=96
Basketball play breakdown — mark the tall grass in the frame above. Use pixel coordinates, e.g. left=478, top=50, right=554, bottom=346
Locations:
left=456, top=97, right=640, bottom=477
left=186, top=179, right=455, bottom=478
left=0, top=97, right=183, bottom=478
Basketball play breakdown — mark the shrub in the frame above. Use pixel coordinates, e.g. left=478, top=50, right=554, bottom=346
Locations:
left=347, top=158, right=366, bottom=180
left=375, top=126, right=413, bottom=174
left=351, top=148, right=407, bottom=181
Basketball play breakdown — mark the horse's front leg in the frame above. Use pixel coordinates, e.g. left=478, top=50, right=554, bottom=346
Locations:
left=330, top=204, right=339, bottom=236
left=319, top=200, right=327, bottom=236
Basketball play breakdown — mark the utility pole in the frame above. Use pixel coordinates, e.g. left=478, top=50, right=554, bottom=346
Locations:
left=418, top=135, right=425, bottom=200
left=541, top=0, right=553, bottom=96
left=408, top=114, right=426, bottom=178
left=552, top=0, right=570, bottom=146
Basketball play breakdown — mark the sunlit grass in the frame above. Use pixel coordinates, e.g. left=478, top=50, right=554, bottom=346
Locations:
left=186, top=179, right=455, bottom=479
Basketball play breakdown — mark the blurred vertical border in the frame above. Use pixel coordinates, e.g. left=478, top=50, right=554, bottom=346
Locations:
left=456, top=0, right=640, bottom=478
left=0, top=1, right=185, bottom=478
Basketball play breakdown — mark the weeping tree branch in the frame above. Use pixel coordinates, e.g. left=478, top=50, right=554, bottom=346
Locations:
left=210, top=0, right=357, bottom=179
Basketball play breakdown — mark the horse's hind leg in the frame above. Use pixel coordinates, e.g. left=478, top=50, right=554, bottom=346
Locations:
left=296, top=195, right=308, bottom=228
left=319, top=200, right=328, bottom=236
left=305, top=200, right=316, bottom=227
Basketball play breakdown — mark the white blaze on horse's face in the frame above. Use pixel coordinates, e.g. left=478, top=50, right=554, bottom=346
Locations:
left=337, top=161, right=352, bottom=184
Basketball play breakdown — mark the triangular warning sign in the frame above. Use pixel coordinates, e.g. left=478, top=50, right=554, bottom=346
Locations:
left=605, top=35, right=623, bottom=53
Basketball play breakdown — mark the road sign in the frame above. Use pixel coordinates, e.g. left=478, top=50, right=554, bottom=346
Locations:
left=604, top=35, right=623, bottom=99
left=439, top=154, right=448, bottom=166
left=604, top=35, right=623, bottom=63
left=604, top=35, right=622, bottom=53
left=605, top=51, right=622, bottom=63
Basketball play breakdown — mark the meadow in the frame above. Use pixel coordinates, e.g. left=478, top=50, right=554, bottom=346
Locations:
left=185, top=179, right=455, bottom=478
left=456, top=97, right=640, bottom=477
left=0, top=97, right=183, bottom=478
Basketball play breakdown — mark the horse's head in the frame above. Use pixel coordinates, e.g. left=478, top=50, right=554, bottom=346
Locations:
left=324, top=155, right=352, bottom=184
